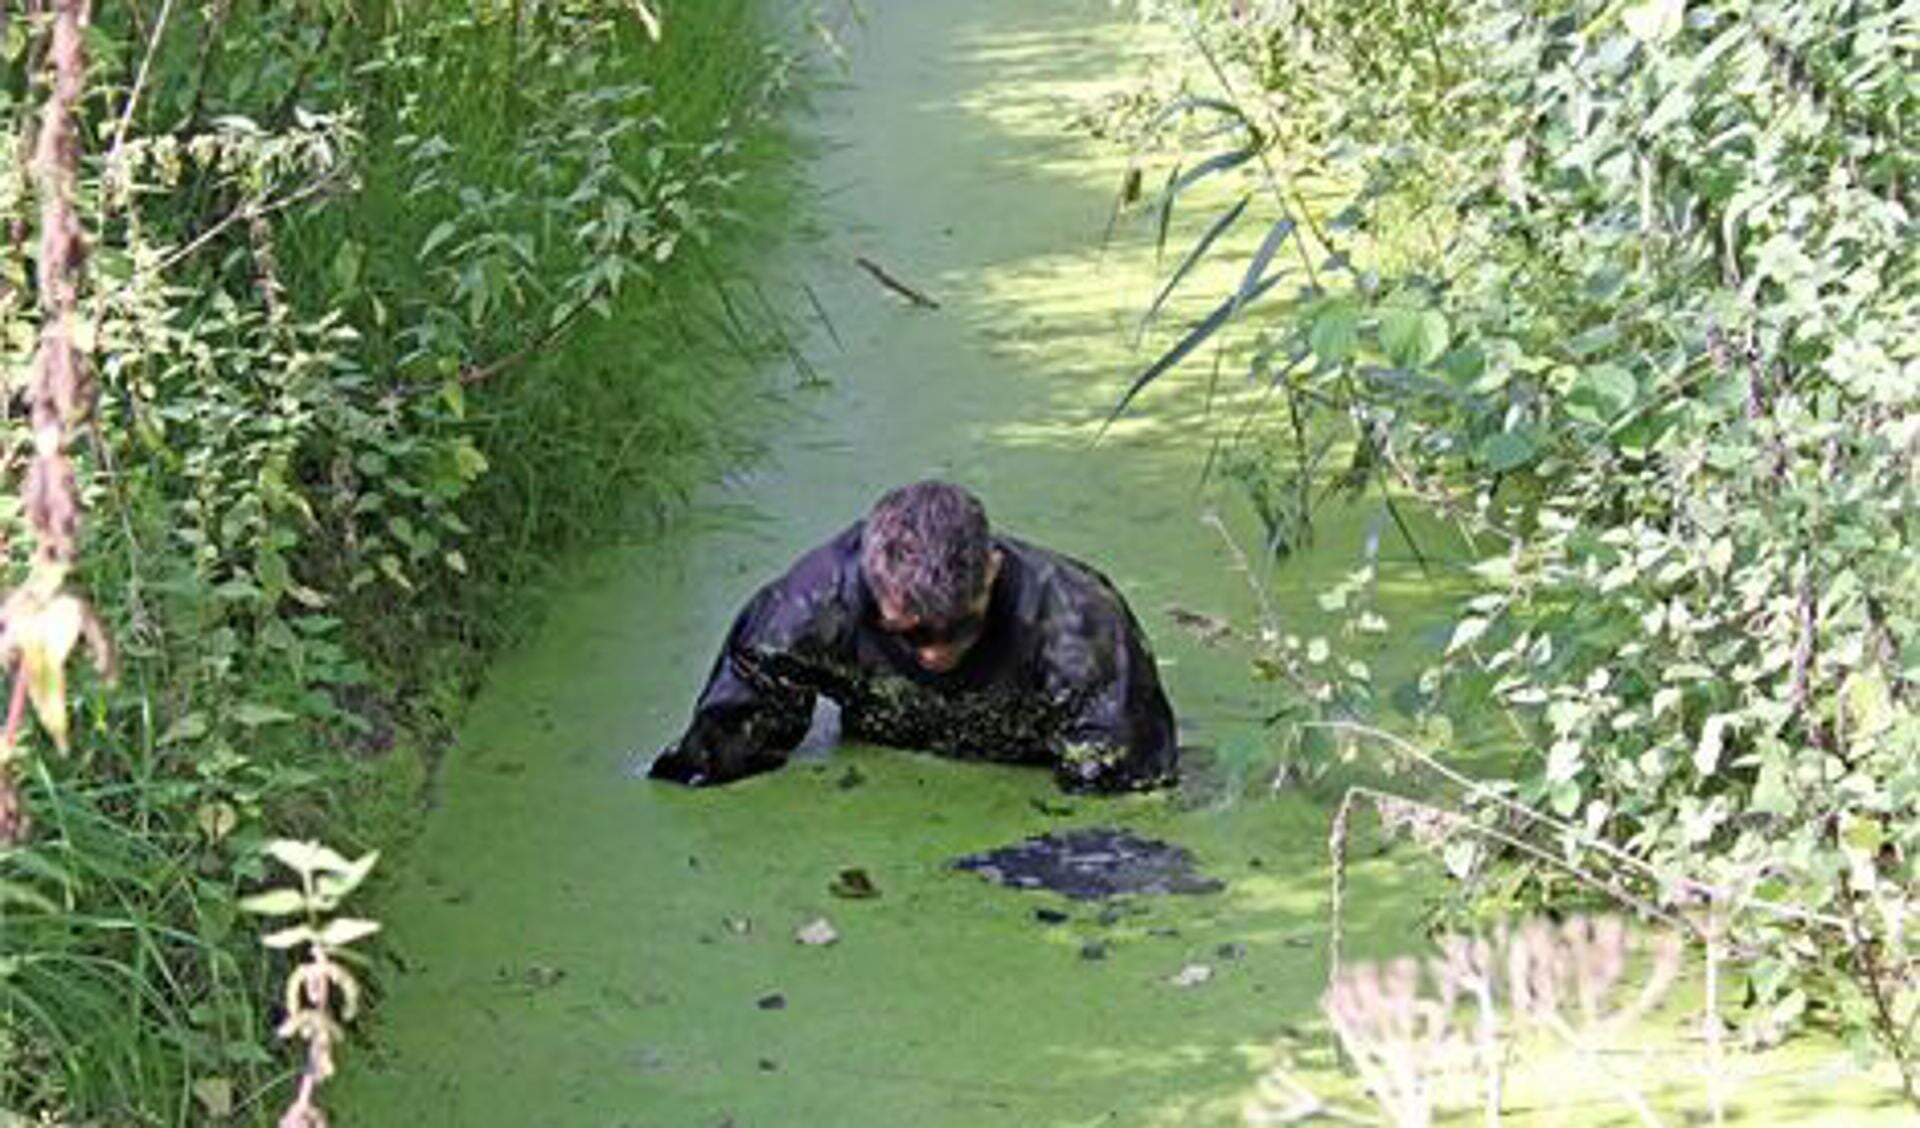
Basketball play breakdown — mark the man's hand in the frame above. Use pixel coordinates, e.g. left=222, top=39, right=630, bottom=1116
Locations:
left=647, top=744, right=714, bottom=787
left=646, top=742, right=789, bottom=787
left=1053, top=743, right=1176, bottom=794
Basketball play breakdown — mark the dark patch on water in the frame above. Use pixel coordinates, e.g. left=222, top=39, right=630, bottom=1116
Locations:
left=949, top=826, right=1224, bottom=901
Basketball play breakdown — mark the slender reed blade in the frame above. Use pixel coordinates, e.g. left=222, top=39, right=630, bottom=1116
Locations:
left=1137, top=192, right=1249, bottom=345
left=1106, top=269, right=1288, bottom=429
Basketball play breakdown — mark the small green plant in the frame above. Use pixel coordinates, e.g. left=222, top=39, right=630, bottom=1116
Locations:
left=238, top=840, right=380, bottom=1128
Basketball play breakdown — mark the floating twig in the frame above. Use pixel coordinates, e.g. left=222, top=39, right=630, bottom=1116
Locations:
left=854, top=254, right=940, bottom=309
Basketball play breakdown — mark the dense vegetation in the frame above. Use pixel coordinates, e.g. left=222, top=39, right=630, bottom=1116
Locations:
left=0, top=0, right=807, bottom=1120
left=1121, top=0, right=1913, bottom=1099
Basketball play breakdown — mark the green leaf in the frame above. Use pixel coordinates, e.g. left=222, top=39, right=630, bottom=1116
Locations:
left=1840, top=670, right=1894, bottom=737
left=317, top=917, right=383, bottom=948
left=419, top=220, right=459, bottom=260
left=314, top=850, right=381, bottom=904
left=1751, top=756, right=1796, bottom=817
left=265, top=839, right=353, bottom=877
left=1446, top=617, right=1490, bottom=656
left=453, top=439, right=490, bottom=481
left=331, top=239, right=363, bottom=294
left=1379, top=306, right=1450, bottom=368
left=1567, top=363, right=1638, bottom=424
left=1309, top=302, right=1359, bottom=364
left=262, top=923, right=318, bottom=950
left=1478, top=431, right=1537, bottom=471
left=0, top=878, right=58, bottom=914
left=160, top=712, right=211, bottom=746
left=237, top=888, right=308, bottom=917
left=1108, top=269, right=1288, bottom=425
left=191, top=1077, right=235, bottom=1119
left=234, top=703, right=295, bottom=728
left=1137, top=194, right=1249, bottom=341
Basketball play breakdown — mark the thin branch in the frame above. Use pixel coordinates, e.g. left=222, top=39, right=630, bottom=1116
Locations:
left=156, top=165, right=351, bottom=271
left=1313, top=722, right=1850, bottom=931
left=109, top=0, right=177, bottom=160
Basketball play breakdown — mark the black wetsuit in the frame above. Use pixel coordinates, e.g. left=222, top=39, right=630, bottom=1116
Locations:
left=649, top=523, right=1178, bottom=792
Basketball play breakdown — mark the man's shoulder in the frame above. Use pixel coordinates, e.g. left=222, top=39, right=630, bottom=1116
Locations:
left=999, top=534, right=1114, bottom=589
left=756, top=522, right=864, bottom=610
left=997, top=535, right=1129, bottom=626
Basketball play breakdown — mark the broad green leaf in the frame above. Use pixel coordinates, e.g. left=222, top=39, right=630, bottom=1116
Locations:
left=1478, top=431, right=1536, bottom=471
left=317, top=917, right=382, bottom=948
left=1567, top=363, right=1637, bottom=423
left=1379, top=306, right=1450, bottom=368
left=1309, top=302, right=1359, bottom=364
left=191, top=1077, right=235, bottom=1119
left=262, top=923, right=317, bottom=950
left=314, top=850, right=381, bottom=904
left=453, top=439, right=490, bottom=481
left=1446, top=617, right=1490, bottom=656
left=1840, top=670, right=1894, bottom=737
left=265, top=839, right=353, bottom=877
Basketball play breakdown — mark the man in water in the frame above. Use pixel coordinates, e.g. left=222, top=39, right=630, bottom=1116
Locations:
left=648, top=480, right=1178, bottom=792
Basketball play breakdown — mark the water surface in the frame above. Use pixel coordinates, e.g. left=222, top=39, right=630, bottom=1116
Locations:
left=339, top=3, right=1903, bottom=1124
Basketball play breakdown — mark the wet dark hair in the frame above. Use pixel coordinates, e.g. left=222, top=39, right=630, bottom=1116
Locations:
left=860, top=480, right=991, bottom=623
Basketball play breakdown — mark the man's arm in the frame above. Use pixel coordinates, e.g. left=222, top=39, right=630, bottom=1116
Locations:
left=1042, top=593, right=1179, bottom=794
left=650, top=543, right=849, bottom=786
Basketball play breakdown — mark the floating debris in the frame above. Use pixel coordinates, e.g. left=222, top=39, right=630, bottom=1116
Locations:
left=756, top=992, right=787, bottom=1011
left=950, top=826, right=1225, bottom=901
left=1168, top=963, right=1213, bottom=988
left=1080, top=940, right=1109, bottom=961
left=1033, top=907, right=1070, bottom=925
left=794, top=917, right=839, bottom=946
left=497, top=963, right=566, bottom=991
left=829, top=867, right=879, bottom=899
left=1165, top=605, right=1234, bottom=646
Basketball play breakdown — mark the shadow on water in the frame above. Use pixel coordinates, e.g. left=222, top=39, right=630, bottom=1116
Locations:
left=334, top=2, right=1901, bottom=1125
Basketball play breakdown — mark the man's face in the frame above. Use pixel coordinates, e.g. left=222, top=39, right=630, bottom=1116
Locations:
left=874, top=550, right=1002, bottom=673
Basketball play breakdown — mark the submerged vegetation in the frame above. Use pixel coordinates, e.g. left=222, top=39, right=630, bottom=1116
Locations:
left=1, top=0, right=810, bottom=1120
left=1115, top=0, right=1914, bottom=1106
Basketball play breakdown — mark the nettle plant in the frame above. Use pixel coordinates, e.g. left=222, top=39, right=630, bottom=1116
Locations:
left=368, top=5, right=786, bottom=386
left=1122, top=0, right=1914, bottom=1087
left=96, top=106, right=483, bottom=754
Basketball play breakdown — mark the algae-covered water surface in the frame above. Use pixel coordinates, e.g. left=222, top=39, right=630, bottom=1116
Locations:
left=338, top=3, right=1901, bottom=1125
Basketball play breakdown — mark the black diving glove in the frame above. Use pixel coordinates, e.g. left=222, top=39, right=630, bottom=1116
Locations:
left=646, top=744, right=715, bottom=787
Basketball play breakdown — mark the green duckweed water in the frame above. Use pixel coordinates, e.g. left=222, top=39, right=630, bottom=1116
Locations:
left=339, top=3, right=1908, bottom=1124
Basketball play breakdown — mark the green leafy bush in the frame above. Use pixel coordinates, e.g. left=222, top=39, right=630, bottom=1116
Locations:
left=1, top=0, right=806, bottom=1119
left=1125, top=0, right=1914, bottom=1090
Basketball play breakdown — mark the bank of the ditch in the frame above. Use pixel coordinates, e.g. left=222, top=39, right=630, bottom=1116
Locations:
left=336, top=3, right=1907, bottom=1126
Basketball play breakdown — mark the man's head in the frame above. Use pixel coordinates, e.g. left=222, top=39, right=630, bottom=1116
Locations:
left=860, top=480, right=1003, bottom=673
